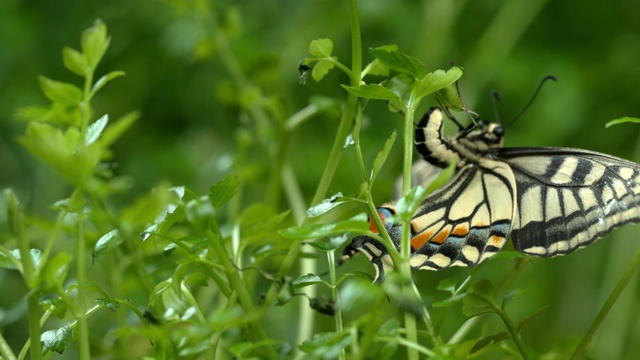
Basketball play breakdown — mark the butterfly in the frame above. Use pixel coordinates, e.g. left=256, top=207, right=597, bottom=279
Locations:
left=342, top=107, right=640, bottom=281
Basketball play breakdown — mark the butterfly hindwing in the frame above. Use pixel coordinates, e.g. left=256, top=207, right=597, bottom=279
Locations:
left=498, top=147, right=640, bottom=256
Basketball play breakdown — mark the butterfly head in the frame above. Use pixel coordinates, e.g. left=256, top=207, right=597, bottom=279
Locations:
left=460, top=120, right=505, bottom=153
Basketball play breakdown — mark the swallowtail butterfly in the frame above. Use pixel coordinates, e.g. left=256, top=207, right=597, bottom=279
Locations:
left=342, top=107, right=640, bottom=281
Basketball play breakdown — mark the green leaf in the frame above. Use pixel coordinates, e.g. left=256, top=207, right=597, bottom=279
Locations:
left=432, top=293, right=466, bottom=308
left=341, top=84, right=401, bottom=102
left=183, top=272, right=209, bottom=288
left=41, top=298, right=67, bottom=319
left=96, top=111, right=140, bottom=148
left=96, top=297, right=120, bottom=312
left=363, top=59, right=390, bottom=77
left=299, top=331, right=351, bottom=358
left=279, top=213, right=369, bottom=240
left=470, top=332, right=510, bottom=354
left=605, top=116, right=640, bottom=128
left=305, top=234, right=350, bottom=251
left=293, top=274, right=331, bottom=289
left=38, top=76, right=82, bottom=106
left=210, top=173, right=239, bottom=208
left=85, top=114, right=108, bottom=146
left=370, top=46, right=427, bottom=78
left=385, top=74, right=414, bottom=113
left=502, top=288, right=524, bottom=309
left=424, top=157, right=456, bottom=195
left=371, top=131, right=397, bottom=184
left=517, top=305, right=549, bottom=331
left=62, top=47, right=88, bottom=76
left=462, top=280, right=496, bottom=317
left=81, top=19, right=110, bottom=70
left=93, top=229, right=124, bottom=263
left=121, top=182, right=174, bottom=235
left=393, top=186, right=427, bottom=222
left=307, top=192, right=345, bottom=217
left=414, top=66, right=463, bottom=100
left=20, top=122, right=100, bottom=186
left=91, top=70, right=125, bottom=95
left=435, top=84, right=464, bottom=111
left=41, top=326, right=74, bottom=354
left=312, top=60, right=336, bottom=82
left=185, top=196, right=215, bottom=230
left=41, top=252, right=72, bottom=290
left=309, top=38, right=333, bottom=57
left=436, top=276, right=459, bottom=294
left=0, top=249, right=42, bottom=271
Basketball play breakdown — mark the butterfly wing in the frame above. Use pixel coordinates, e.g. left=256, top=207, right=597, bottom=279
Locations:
left=407, top=157, right=517, bottom=270
left=499, top=147, right=640, bottom=257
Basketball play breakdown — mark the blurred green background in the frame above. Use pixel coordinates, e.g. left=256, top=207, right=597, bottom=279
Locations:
left=1, top=0, right=640, bottom=358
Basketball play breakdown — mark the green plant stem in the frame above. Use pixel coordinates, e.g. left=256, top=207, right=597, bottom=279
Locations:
left=0, top=334, right=16, bottom=360
left=494, top=307, right=529, bottom=360
left=14, top=195, right=41, bottom=360
left=327, top=250, right=345, bottom=360
left=571, top=244, right=640, bottom=359
left=75, top=208, right=90, bottom=360
left=260, top=0, right=363, bottom=313
left=207, top=229, right=278, bottom=360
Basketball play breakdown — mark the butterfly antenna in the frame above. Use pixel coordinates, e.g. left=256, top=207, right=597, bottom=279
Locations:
left=454, top=80, right=481, bottom=128
left=506, top=75, right=557, bottom=128
left=491, top=90, right=502, bottom=124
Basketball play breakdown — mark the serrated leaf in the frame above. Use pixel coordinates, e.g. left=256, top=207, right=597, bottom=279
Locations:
left=41, top=326, right=74, bottom=354
left=62, top=47, right=88, bottom=76
left=370, top=46, right=427, bottom=78
left=312, top=60, right=335, bottom=82
left=91, top=70, right=125, bottom=95
left=210, top=173, right=239, bottom=208
left=605, top=116, right=640, bottom=128
left=81, top=19, right=110, bottom=70
left=93, top=229, right=124, bottom=263
left=122, top=183, right=174, bottom=235
left=370, top=131, right=396, bottom=184
left=341, top=84, right=401, bottom=102
left=414, top=66, right=463, bottom=100
left=309, top=38, right=333, bottom=57
left=279, top=213, right=369, bottom=240
left=38, top=76, right=82, bottom=106
left=307, top=192, right=345, bottom=217
left=462, top=280, right=496, bottom=317
left=85, top=114, right=108, bottom=146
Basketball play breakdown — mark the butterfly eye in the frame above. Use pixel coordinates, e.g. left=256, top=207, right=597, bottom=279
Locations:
left=492, top=125, right=505, bottom=137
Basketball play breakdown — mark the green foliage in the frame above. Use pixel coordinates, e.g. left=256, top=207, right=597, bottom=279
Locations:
left=1, top=2, right=639, bottom=360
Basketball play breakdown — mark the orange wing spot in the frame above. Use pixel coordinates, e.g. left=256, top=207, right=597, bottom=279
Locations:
left=451, top=224, right=469, bottom=237
left=370, top=210, right=388, bottom=234
left=411, top=231, right=433, bottom=250
left=430, top=229, right=450, bottom=244
left=489, top=235, right=505, bottom=247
